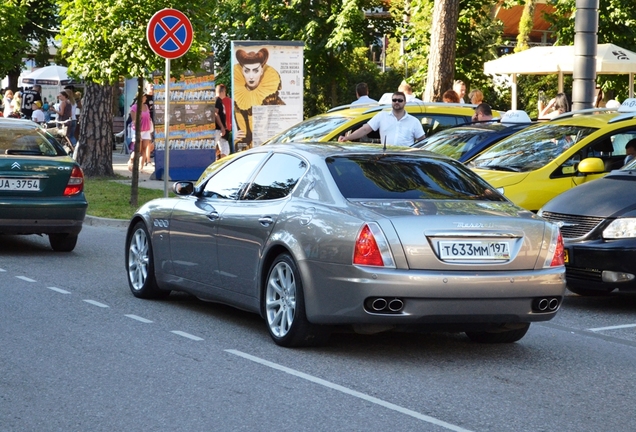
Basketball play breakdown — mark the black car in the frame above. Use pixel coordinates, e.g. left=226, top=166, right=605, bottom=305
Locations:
left=410, top=111, right=533, bottom=162
left=539, top=160, right=636, bottom=295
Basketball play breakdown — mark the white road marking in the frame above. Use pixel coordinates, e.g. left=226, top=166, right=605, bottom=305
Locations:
left=47, top=287, right=71, bottom=294
left=0, top=268, right=6, bottom=272
left=83, top=300, right=109, bottom=308
left=171, top=331, right=203, bottom=341
left=226, top=349, right=473, bottom=432
left=16, top=276, right=36, bottom=282
left=588, top=323, right=636, bottom=332
left=125, top=314, right=153, bottom=323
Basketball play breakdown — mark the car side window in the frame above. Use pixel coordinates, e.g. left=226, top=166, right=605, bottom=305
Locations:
left=203, top=153, right=267, bottom=199
left=416, top=115, right=465, bottom=136
left=611, top=132, right=636, bottom=155
left=342, top=121, right=380, bottom=143
left=243, top=153, right=308, bottom=200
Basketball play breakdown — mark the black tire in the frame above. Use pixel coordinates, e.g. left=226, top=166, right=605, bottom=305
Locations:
left=49, top=233, right=78, bottom=252
left=465, top=323, right=530, bottom=344
left=567, top=284, right=614, bottom=296
left=126, top=222, right=170, bottom=299
left=263, top=254, right=330, bottom=347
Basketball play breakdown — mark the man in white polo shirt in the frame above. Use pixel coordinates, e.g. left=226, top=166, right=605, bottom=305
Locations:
left=338, top=92, right=425, bottom=146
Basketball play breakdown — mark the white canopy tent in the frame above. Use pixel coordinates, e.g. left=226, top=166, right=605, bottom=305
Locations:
left=484, top=43, right=636, bottom=109
left=19, top=66, right=76, bottom=111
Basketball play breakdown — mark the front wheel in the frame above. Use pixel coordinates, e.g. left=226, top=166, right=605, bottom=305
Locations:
left=49, top=233, right=78, bottom=252
left=264, top=254, right=330, bottom=347
left=465, top=323, right=530, bottom=344
left=126, top=222, right=170, bottom=299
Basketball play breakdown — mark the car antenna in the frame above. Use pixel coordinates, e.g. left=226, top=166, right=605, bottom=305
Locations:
left=383, top=136, right=387, bottom=152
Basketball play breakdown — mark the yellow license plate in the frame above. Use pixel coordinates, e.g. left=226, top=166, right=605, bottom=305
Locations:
left=563, top=249, right=569, bottom=264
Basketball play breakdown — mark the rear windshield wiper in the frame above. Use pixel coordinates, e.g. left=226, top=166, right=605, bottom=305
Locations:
left=4, top=149, right=44, bottom=155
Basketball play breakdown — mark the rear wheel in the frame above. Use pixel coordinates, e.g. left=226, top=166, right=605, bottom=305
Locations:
left=49, top=233, right=78, bottom=252
left=465, top=323, right=530, bottom=344
left=264, top=254, right=330, bottom=347
left=126, top=222, right=170, bottom=299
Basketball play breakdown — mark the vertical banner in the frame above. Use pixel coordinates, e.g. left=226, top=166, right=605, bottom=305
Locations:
left=153, top=71, right=218, bottom=180
left=231, top=40, right=304, bottom=150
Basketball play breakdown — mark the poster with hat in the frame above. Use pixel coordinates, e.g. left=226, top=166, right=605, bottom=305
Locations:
left=231, top=40, right=304, bottom=150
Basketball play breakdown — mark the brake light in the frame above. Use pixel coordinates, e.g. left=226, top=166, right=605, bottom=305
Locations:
left=550, top=232, right=565, bottom=267
left=64, top=166, right=84, bottom=196
left=354, top=224, right=384, bottom=266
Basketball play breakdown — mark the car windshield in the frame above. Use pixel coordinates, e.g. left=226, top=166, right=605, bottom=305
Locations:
left=266, top=115, right=353, bottom=144
left=327, top=154, right=506, bottom=201
left=414, top=125, right=505, bottom=160
left=0, top=127, right=63, bottom=156
left=470, top=124, right=597, bottom=172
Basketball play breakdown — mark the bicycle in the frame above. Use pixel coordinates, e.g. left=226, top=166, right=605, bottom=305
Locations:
left=43, top=119, right=75, bottom=157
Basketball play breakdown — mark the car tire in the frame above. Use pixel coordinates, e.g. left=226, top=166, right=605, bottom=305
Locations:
left=49, top=233, right=78, bottom=252
left=567, top=284, right=614, bottom=296
left=264, top=253, right=330, bottom=347
left=126, top=221, right=170, bottom=299
left=465, top=323, right=530, bottom=344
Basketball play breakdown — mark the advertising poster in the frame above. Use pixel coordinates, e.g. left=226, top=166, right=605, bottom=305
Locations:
left=231, top=40, right=304, bottom=150
left=152, top=71, right=218, bottom=180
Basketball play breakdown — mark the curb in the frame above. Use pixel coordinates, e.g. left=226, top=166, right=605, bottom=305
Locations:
left=84, top=215, right=129, bottom=228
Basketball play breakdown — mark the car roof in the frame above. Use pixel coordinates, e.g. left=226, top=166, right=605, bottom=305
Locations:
left=0, top=118, right=40, bottom=130
left=327, top=102, right=480, bottom=116
left=257, top=141, right=451, bottom=160
left=548, top=111, right=636, bottom=128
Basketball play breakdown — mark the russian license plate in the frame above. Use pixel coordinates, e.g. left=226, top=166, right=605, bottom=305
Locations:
left=438, top=241, right=510, bottom=260
left=0, top=178, right=40, bottom=191
left=564, top=249, right=569, bottom=264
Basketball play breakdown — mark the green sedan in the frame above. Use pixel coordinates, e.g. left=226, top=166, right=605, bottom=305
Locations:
left=0, top=118, right=87, bottom=251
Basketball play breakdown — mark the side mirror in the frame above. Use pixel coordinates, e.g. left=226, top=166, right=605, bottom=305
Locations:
left=578, top=157, right=605, bottom=174
left=172, top=181, right=194, bottom=196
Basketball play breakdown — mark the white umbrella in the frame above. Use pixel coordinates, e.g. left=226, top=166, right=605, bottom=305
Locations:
left=21, top=65, right=72, bottom=86
left=484, top=43, right=636, bottom=109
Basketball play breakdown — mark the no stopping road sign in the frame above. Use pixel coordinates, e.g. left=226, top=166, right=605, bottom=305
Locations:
left=147, top=9, right=193, bottom=59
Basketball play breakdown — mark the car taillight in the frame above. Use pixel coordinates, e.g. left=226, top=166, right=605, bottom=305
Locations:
left=64, top=166, right=84, bottom=196
left=354, top=225, right=384, bottom=266
left=550, top=232, right=565, bottom=267
left=543, top=226, right=564, bottom=268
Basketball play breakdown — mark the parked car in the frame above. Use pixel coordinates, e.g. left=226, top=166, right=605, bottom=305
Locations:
left=0, top=117, right=87, bottom=251
left=539, top=158, right=636, bottom=296
left=265, top=102, right=488, bottom=146
left=410, top=110, right=533, bottom=162
left=125, top=142, right=566, bottom=347
left=469, top=104, right=636, bottom=211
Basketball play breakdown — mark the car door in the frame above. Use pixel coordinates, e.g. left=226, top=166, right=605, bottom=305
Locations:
left=216, top=152, right=309, bottom=298
left=169, top=153, right=267, bottom=290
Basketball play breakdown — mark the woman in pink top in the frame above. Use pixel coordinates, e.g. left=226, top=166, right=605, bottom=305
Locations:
left=128, top=94, right=153, bottom=171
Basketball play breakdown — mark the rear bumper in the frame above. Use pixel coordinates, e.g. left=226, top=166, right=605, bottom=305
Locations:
left=0, top=199, right=87, bottom=235
left=299, top=260, right=566, bottom=325
left=565, top=239, right=636, bottom=292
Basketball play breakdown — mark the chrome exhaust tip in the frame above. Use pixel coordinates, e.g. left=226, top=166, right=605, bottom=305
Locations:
left=371, top=298, right=387, bottom=311
left=548, top=298, right=559, bottom=311
left=538, top=298, right=549, bottom=311
left=388, top=298, right=404, bottom=312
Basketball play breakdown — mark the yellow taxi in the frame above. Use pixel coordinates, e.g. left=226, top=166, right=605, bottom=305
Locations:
left=265, top=102, right=486, bottom=145
left=469, top=101, right=636, bottom=212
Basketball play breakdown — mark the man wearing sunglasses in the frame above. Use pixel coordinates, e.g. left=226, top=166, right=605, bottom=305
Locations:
left=338, top=92, right=425, bottom=146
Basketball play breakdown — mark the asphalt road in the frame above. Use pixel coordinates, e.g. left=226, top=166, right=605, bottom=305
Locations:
left=1, top=226, right=635, bottom=431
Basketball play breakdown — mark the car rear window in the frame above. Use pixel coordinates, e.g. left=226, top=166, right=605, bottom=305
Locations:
left=326, top=154, right=506, bottom=201
left=0, top=128, right=64, bottom=156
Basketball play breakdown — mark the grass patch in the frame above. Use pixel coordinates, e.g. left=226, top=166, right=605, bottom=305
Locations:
left=84, top=176, right=173, bottom=220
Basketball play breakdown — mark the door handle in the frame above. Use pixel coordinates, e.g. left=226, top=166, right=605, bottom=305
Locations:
left=207, top=211, right=220, bottom=221
left=258, top=216, right=274, bottom=227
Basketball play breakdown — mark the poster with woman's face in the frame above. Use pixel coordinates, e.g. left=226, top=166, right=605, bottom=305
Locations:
left=231, top=41, right=304, bottom=149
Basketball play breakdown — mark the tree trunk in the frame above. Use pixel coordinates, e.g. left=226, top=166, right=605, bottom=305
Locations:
left=76, top=82, right=115, bottom=177
left=423, top=0, right=460, bottom=102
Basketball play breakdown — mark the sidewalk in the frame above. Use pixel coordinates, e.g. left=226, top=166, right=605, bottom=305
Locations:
left=112, top=150, right=165, bottom=190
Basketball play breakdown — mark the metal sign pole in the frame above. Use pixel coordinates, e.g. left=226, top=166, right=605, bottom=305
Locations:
left=163, top=58, right=170, bottom=197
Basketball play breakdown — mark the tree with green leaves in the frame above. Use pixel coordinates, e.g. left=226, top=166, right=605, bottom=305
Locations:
left=209, top=0, right=393, bottom=116
left=0, top=0, right=59, bottom=88
left=58, top=0, right=212, bottom=205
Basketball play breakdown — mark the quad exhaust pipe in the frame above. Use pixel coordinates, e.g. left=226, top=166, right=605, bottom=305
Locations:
left=367, top=297, right=404, bottom=314
left=533, top=297, right=561, bottom=312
